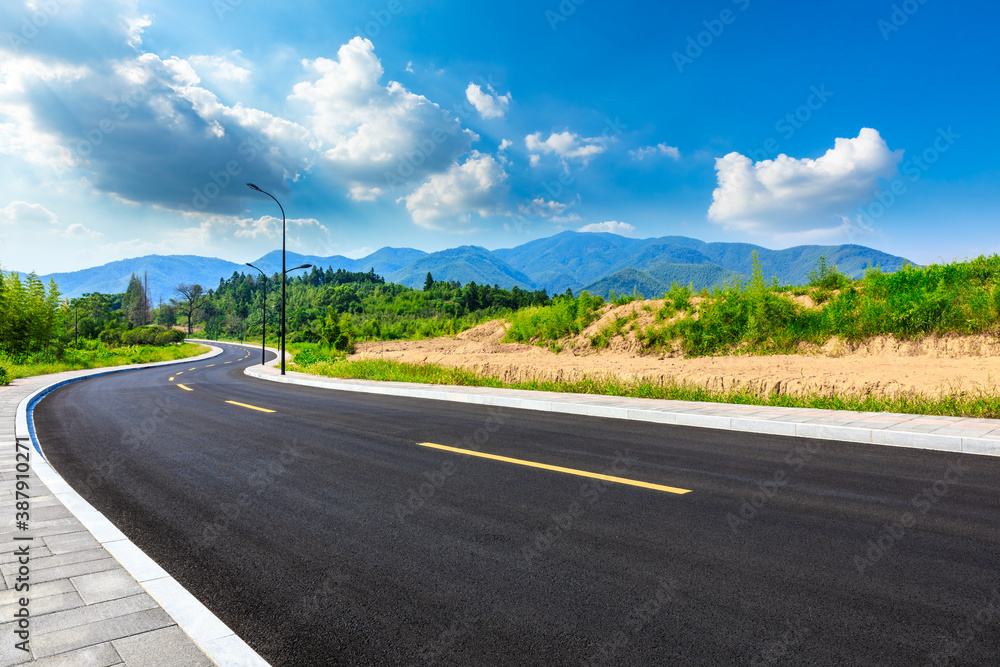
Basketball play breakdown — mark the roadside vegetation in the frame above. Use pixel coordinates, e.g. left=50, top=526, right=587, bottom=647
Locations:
left=287, top=356, right=1000, bottom=419
left=506, top=253, right=1000, bottom=357
left=0, top=266, right=202, bottom=384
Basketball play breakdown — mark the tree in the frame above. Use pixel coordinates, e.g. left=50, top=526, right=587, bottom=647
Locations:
left=123, top=273, right=152, bottom=327
left=171, top=284, right=205, bottom=334
left=424, top=272, right=434, bottom=291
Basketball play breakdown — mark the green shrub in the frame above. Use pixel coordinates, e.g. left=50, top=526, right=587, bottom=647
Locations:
left=807, top=255, right=851, bottom=289
left=98, top=329, right=122, bottom=346
left=0, top=366, right=8, bottom=386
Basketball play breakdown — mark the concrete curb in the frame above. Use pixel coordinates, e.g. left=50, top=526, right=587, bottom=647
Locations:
left=17, top=344, right=269, bottom=667
left=241, top=356, right=1000, bottom=458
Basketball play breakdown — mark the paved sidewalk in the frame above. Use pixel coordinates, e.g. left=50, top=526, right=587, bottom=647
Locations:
left=0, top=351, right=267, bottom=666
left=243, top=352, right=1000, bottom=458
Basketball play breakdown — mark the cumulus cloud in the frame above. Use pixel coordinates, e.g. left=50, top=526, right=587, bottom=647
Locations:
left=402, top=152, right=509, bottom=229
left=708, top=128, right=903, bottom=236
left=466, top=83, right=512, bottom=120
left=291, top=38, right=477, bottom=196
left=526, top=131, right=606, bottom=166
left=0, top=201, right=58, bottom=226
left=631, top=143, right=680, bottom=161
left=189, top=53, right=252, bottom=83
left=577, top=221, right=636, bottom=235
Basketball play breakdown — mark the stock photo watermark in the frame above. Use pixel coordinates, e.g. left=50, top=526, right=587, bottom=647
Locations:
left=751, top=619, right=811, bottom=667
left=392, top=406, right=507, bottom=522
left=505, top=116, right=627, bottom=235
left=673, top=0, right=752, bottom=73
left=926, top=586, right=1000, bottom=666
left=853, top=459, right=968, bottom=575
left=580, top=579, right=676, bottom=666
left=545, top=0, right=587, bottom=31
left=521, top=449, right=635, bottom=566
left=198, top=440, right=306, bottom=547
left=726, top=438, right=822, bottom=535
left=878, top=0, right=930, bottom=41
left=5, top=0, right=68, bottom=49
left=855, top=126, right=958, bottom=228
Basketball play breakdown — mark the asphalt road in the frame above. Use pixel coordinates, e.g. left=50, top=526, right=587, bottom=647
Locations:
left=34, top=343, right=1000, bottom=666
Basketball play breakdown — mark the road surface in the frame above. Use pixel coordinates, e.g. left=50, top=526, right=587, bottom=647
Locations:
left=34, top=343, right=1000, bottom=665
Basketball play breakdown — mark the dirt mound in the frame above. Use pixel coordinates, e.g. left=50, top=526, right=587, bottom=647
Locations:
left=350, top=300, right=1000, bottom=399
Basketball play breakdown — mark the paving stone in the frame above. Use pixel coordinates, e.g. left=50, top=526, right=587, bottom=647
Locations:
left=34, top=593, right=158, bottom=634
left=71, top=569, right=144, bottom=605
left=19, top=557, right=120, bottom=587
left=0, top=579, right=75, bottom=606
left=30, top=642, right=123, bottom=667
left=0, top=548, right=108, bottom=578
left=30, top=608, right=174, bottom=659
left=43, top=530, right=102, bottom=555
left=112, top=626, right=214, bottom=667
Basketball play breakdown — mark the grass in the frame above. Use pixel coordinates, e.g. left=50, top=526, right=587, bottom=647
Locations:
left=0, top=343, right=209, bottom=383
left=289, top=357, right=1000, bottom=419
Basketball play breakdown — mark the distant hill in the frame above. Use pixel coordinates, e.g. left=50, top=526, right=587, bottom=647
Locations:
left=387, top=246, right=537, bottom=290
left=19, top=231, right=914, bottom=300
left=583, top=262, right=744, bottom=299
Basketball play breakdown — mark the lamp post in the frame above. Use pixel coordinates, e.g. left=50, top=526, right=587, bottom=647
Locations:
left=245, top=262, right=267, bottom=366
left=246, top=183, right=293, bottom=374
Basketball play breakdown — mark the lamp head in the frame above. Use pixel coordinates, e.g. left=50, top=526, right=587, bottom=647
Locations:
left=246, top=183, right=262, bottom=192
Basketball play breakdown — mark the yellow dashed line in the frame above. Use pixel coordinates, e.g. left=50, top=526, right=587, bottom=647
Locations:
left=176, top=384, right=193, bottom=391
left=415, top=442, right=692, bottom=495
left=226, top=401, right=275, bottom=413
left=168, top=377, right=174, bottom=382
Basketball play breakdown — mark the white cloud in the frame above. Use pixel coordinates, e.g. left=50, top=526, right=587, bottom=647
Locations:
left=57, top=223, right=103, bottom=239
left=498, top=139, right=512, bottom=152
left=708, top=128, right=903, bottom=236
left=349, top=185, right=384, bottom=202
left=402, top=152, right=509, bottom=229
left=577, top=221, right=636, bottom=235
left=0, top=201, right=58, bottom=226
left=189, top=53, right=252, bottom=83
left=466, top=83, right=512, bottom=120
left=291, top=38, right=476, bottom=194
left=631, top=143, right=680, bottom=161
left=525, top=131, right=606, bottom=165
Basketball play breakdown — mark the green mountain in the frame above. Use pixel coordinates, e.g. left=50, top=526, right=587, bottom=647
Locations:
left=20, top=231, right=914, bottom=300
left=583, top=262, right=744, bottom=299
left=387, top=246, right=538, bottom=290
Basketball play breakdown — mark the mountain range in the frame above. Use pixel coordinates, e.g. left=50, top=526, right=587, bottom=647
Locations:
left=17, top=231, right=913, bottom=301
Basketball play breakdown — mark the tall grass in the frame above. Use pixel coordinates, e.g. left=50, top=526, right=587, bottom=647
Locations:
left=0, top=342, right=209, bottom=383
left=503, top=292, right=604, bottom=344
left=290, top=357, right=1000, bottom=419
left=642, top=254, right=1000, bottom=356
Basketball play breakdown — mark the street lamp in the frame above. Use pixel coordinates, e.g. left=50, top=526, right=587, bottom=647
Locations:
left=246, top=182, right=293, bottom=374
left=245, top=262, right=267, bottom=366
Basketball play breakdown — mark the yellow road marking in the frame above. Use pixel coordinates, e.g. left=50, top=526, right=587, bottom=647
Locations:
left=415, top=442, right=691, bottom=495
left=206, top=364, right=215, bottom=367
left=177, top=371, right=183, bottom=375
left=169, top=377, right=174, bottom=382
left=188, top=368, right=197, bottom=371
left=177, top=384, right=193, bottom=391
left=225, top=361, right=232, bottom=364
left=226, top=401, right=275, bottom=413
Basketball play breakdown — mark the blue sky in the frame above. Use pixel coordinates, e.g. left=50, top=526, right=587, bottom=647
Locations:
left=1, top=0, right=997, bottom=274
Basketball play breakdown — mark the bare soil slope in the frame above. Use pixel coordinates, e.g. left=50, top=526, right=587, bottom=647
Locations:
left=351, top=300, right=1000, bottom=398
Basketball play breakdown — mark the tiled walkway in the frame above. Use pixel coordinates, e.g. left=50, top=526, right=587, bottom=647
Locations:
left=0, top=353, right=266, bottom=667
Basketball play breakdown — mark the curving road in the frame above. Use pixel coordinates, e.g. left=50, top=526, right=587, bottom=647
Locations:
left=33, top=343, right=1000, bottom=665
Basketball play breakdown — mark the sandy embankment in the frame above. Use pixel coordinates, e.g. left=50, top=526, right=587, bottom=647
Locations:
left=349, top=300, right=1000, bottom=398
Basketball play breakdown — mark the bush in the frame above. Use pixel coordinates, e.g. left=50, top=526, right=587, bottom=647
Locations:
left=807, top=255, right=851, bottom=290
left=0, top=366, right=8, bottom=386
left=98, top=329, right=122, bottom=346
left=155, top=329, right=185, bottom=345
